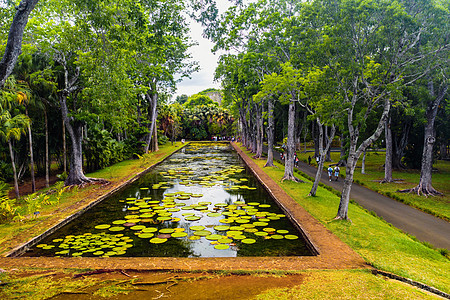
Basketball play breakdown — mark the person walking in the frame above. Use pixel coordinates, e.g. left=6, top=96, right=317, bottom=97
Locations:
left=308, top=155, right=311, bottom=165
left=334, top=166, right=340, bottom=181
left=328, top=166, right=333, bottom=181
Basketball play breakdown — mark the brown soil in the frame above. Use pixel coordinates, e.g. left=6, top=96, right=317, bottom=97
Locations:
left=2, top=269, right=306, bottom=300
left=8, top=175, right=59, bottom=199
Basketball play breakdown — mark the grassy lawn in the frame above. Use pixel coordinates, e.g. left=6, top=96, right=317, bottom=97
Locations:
left=0, top=142, right=183, bottom=255
left=296, top=150, right=450, bottom=221
left=243, top=146, right=449, bottom=294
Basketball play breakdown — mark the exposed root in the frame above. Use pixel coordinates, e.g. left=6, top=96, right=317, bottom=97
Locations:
left=333, top=215, right=352, bottom=223
left=264, top=162, right=277, bottom=168
left=73, top=269, right=115, bottom=278
left=398, top=184, right=443, bottom=197
left=281, top=175, right=304, bottom=183
left=65, top=177, right=110, bottom=188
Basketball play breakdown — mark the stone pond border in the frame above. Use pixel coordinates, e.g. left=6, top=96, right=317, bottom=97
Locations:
left=0, top=141, right=368, bottom=271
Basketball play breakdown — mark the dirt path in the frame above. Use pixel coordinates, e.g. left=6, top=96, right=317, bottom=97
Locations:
left=264, top=146, right=450, bottom=249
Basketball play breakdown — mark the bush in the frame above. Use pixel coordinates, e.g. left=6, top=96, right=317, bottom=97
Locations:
left=0, top=181, right=17, bottom=223
left=84, top=127, right=127, bottom=172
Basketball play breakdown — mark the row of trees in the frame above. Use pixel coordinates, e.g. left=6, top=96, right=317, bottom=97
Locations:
left=208, top=0, right=449, bottom=220
left=0, top=0, right=201, bottom=197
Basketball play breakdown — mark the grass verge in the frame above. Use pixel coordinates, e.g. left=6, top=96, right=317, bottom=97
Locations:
left=296, top=150, right=450, bottom=222
left=242, top=146, right=449, bottom=294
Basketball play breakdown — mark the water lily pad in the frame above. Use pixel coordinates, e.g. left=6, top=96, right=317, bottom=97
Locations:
left=93, top=251, right=105, bottom=256
left=142, top=227, right=158, bottom=233
left=185, top=216, right=201, bottom=221
left=72, top=252, right=83, bottom=256
left=241, top=238, right=256, bottom=244
left=138, top=233, right=154, bottom=239
left=263, top=228, right=276, bottom=232
left=253, top=222, right=269, bottom=227
left=218, top=238, right=233, bottom=244
left=205, top=234, right=223, bottom=240
left=193, top=230, right=211, bottom=236
left=219, top=218, right=233, bottom=224
left=214, top=244, right=230, bottom=250
left=191, top=194, right=203, bottom=198
left=254, top=231, right=268, bottom=236
left=285, top=235, right=299, bottom=240
left=112, top=220, right=127, bottom=225
left=277, top=230, right=289, bottom=234
left=171, top=232, right=188, bottom=238
left=213, top=225, right=230, bottom=231
left=123, top=222, right=136, bottom=227
left=157, top=216, right=172, bottom=221
left=171, top=218, right=181, bottom=222
left=214, top=203, right=228, bottom=207
left=109, top=226, right=125, bottom=232
left=189, top=235, right=201, bottom=240
left=159, top=228, right=175, bottom=234
left=271, top=235, right=284, bottom=239
left=235, top=219, right=250, bottom=224
left=130, top=225, right=146, bottom=231
left=150, top=238, right=167, bottom=244
left=232, top=235, right=247, bottom=240
left=190, top=225, right=205, bottom=231
left=229, top=226, right=245, bottom=231
left=207, top=212, right=222, bottom=217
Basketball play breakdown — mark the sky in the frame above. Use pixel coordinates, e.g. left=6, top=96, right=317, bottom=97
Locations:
left=174, top=2, right=233, bottom=99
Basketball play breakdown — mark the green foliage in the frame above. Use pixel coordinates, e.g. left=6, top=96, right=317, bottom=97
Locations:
left=84, top=127, right=127, bottom=173
left=0, top=181, right=17, bottom=223
left=184, top=94, right=217, bottom=107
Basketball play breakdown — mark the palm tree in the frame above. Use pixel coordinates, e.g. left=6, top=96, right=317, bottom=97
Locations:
left=0, top=110, right=30, bottom=198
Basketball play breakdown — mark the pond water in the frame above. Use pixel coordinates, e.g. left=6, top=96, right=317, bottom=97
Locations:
left=24, top=143, right=313, bottom=258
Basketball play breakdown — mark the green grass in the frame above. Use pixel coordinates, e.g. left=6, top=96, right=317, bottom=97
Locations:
left=244, top=146, right=449, bottom=294
left=0, top=142, right=183, bottom=255
left=255, top=269, right=437, bottom=300
left=296, top=150, right=450, bottom=221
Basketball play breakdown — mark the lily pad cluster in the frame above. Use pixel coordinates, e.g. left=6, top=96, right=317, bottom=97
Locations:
left=36, top=232, right=133, bottom=257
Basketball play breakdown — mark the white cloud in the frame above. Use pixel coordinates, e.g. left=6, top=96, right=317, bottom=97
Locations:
left=174, top=2, right=233, bottom=98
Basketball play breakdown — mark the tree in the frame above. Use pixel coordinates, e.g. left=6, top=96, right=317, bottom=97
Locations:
left=0, top=0, right=39, bottom=88
left=0, top=76, right=30, bottom=198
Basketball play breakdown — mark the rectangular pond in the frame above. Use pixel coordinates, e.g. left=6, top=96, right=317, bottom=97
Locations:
left=23, top=143, right=313, bottom=258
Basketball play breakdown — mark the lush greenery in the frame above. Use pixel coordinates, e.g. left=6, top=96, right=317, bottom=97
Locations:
left=240, top=145, right=450, bottom=294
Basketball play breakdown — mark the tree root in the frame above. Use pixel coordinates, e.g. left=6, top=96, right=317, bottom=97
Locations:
left=73, top=269, right=116, bottom=278
left=333, top=215, right=352, bottom=223
left=264, top=162, right=276, bottom=168
left=398, top=184, right=443, bottom=197
left=281, top=175, right=304, bottom=183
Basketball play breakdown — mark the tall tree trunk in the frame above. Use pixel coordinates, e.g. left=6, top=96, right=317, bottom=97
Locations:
left=313, top=122, right=319, bottom=158
left=392, top=121, right=411, bottom=169
left=383, top=116, right=394, bottom=182
left=282, top=101, right=301, bottom=182
left=336, top=97, right=390, bottom=220
left=309, top=122, right=336, bottom=196
left=361, top=149, right=367, bottom=174
left=27, top=121, right=35, bottom=192
left=0, top=0, right=40, bottom=88
left=338, top=133, right=347, bottom=166
left=8, top=140, right=20, bottom=199
left=325, top=126, right=331, bottom=162
left=151, top=122, right=159, bottom=152
left=60, top=94, right=103, bottom=186
left=264, top=97, right=275, bottom=167
left=62, top=113, right=67, bottom=174
left=303, top=113, right=308, bottom=152
left=337, top=151, right=358, bottom=220
left=44, top=107, right=49, bottom=188
left=254, top=103, right=263, bottom=158
left=400, top=81, right=447, bottom=196
left=144, top=93, right=158, bottom=153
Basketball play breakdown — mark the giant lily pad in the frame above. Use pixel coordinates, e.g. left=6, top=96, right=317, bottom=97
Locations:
left=150, top=238, right=167, bottom=244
